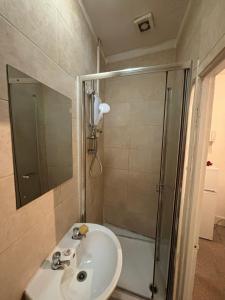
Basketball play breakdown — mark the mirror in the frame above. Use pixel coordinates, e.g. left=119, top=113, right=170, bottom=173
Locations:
left=7, top=65, right=73, bottom=208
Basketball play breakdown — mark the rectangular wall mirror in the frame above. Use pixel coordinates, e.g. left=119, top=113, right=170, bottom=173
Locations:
left=7, top=65, right=73, bottom=208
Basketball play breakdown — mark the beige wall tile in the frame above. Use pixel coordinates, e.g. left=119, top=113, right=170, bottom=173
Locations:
left=54, top=0, right=97, bottom=74
left=84, top=82, right=104, bottom=224
left=0, top=175, right=16, bottom=220
left=104, top=102, right=130, bottom=127
left=0, top=99, right=14, bottom=177
left=176, top=0, right=225, bottom=71
left=85, top=134, right=104, bottom=224
left=129, top=125, right=154, bottom=150
left=86, top=173, right=104, bottom=223
left=199, top=0, right=225, bottom=60
left=57, top=12, right=82, bottom=76
left=104, top=168, right=128, bottom=188
left=54, top=195, right=77, bottom=242
left=103, top=204, right=127, bottom=228
left=106, top=49, right=176, bottom=71
left=0, top=190, right=55, bottom=254
left=129, top=148, right=161, bottom=173
left=0, top=212, right=56, bottom=300
left=60, top=178, right=76, bottom=204
left=102, top=50, right=173, bottom=236
left=53, top=185, right=62, bottom=207
left=104, top=182, right=127, bottom=208
left=105, top=73, right=166, bottom=103
left=0, top=0, right=58, bottom=62
left=0, top=16, right=74, bottom=101
left=124, top=211, right=157, bottom=237
left=86, top=176, right=104, bottom=223
left=0, top=0, right=97, bottom=298
left=127, top=171, right=159, bottom=195
left=104, top=126, right=129, bottom=148
left=130, top=100, right=164, bottom=126
left=127, top=189, right=158, bottom=217
left=104, top=147, right=129, bottom=170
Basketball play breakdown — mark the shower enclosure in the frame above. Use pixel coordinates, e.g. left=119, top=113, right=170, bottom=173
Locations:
left=79, top=62, right=191, bottom=300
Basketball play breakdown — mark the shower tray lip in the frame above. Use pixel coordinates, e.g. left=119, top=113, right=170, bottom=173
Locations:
left=24, top=223, right=122, bottom=300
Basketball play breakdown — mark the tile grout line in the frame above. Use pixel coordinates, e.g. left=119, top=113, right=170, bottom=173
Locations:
left=0, top=210, right=55, bottom=257
left=0, top=173, right=14, bottom=180
left=0, top=13, right=75, bottom=79
left=0, top=97, right=8, bottom=102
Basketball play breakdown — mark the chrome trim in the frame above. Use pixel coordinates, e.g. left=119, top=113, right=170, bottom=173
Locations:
left=80, top=62, right=191, bottom=81
left=155, top=84, right=171, bottom=263
left=77, top=76, right=87, bottom=223
left=81, top=80, right=87, bottom=222
left=166, top=66, right=193, bottom=299
left=150, top=66, right=192, bottom=299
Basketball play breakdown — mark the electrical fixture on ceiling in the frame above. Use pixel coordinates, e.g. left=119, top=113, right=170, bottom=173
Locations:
left=134, top=12, right=154, bottom=33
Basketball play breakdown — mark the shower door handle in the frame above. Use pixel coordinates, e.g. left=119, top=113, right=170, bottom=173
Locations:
left=155, top=87, right=172, bottom=262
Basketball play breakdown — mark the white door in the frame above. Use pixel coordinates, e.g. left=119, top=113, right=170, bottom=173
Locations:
left=199, top=191, right=217, bottom=240
left=199, top=167, right=218, bottom=240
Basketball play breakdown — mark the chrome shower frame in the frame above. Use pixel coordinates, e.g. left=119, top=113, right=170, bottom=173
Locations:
left=77, top=61, right=192, bottom=299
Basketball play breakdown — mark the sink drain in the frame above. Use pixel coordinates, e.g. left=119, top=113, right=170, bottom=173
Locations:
left=77, top=271, right=87, bottom=282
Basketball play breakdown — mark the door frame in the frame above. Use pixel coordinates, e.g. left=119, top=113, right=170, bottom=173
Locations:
left=174, top=53, right=225, bottom=300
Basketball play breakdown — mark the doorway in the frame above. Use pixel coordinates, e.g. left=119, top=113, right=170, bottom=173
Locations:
left=192, top=63, right=225, bottom=300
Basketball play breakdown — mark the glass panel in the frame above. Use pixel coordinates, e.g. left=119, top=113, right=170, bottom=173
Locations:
left=83, top=66, right=190, bottom=300
left=86, top=72, right=167, bottom=299
left=152, top=69, right=187, bottom=298
left=7, top=65, right=73, bottom=208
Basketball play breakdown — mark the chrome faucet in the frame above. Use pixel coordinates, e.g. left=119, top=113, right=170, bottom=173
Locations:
left=72, top=227, right=86, bottom=240
left=51, top=251, right=70, bottom=270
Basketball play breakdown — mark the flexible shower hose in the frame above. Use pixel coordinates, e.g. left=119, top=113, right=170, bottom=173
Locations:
left=89, top=151, right=103, bottom=177
left=88, top=135, right=103, bottom=177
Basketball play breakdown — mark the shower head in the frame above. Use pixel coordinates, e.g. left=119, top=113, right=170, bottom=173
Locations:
left=91, top=94, right=111, bottom=126
left=94, top=101, right=110, bottom=126
left=99, top=103, right=110, bottom=114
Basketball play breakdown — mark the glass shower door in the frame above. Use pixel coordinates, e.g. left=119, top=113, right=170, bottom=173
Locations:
left=152, top=69, right=190, bottom=299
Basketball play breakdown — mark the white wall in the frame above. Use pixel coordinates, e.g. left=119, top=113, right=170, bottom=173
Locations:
left=207, top=73, right=225, bottom=220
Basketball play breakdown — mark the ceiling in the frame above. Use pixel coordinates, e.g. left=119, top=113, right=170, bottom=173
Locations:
left=82, top=0, right=189, bottom=57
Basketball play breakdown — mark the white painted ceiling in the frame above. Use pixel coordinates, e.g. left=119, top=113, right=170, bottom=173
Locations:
left=82, top=0, right=189, bottom=56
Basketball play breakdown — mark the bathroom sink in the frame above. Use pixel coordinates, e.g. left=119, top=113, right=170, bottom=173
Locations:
left=25, top=223, right=122, bottom=300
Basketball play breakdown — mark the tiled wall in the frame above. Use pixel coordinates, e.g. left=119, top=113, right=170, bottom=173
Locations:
left=106, top=48, right=176, bottom=71
left=176, top=0, right=225, bottom=70
left=103, top=50, right=176, bottom=237
left=0, top=1, right=98, bottom=299
left=103, top=72, right=166, bottom=237
left=86, top=136, right=104, bottom=223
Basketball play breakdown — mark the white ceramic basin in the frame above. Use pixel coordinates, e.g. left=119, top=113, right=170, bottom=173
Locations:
left=25, top=223, right=122, bottom=300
